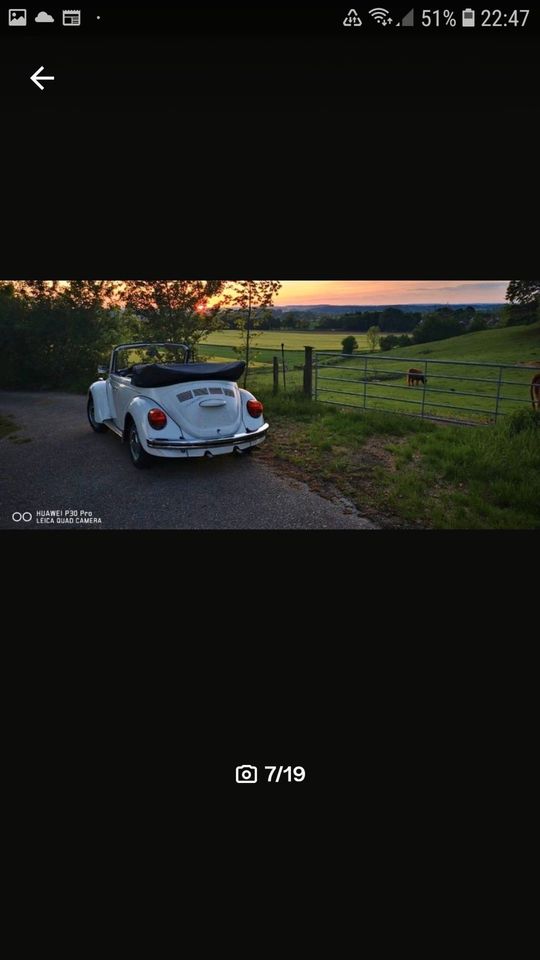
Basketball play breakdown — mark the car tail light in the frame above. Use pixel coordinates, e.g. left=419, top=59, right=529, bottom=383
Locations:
left=148, top=408, right=167, bottom=430
left=247, top=399, right=264, bottom=418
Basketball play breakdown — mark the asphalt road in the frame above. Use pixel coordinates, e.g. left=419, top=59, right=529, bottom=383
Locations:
left=0, top=392, right=376, bottom=530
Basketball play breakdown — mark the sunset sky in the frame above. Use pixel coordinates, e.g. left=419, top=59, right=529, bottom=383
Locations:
left=275, top=281, right=509, bottom=305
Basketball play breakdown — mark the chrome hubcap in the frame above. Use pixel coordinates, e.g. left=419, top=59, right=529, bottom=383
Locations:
left=130, top=425, right=141, bottom=460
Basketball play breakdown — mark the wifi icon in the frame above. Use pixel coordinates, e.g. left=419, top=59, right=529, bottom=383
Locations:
left=369, top=7, right=392, bottom=25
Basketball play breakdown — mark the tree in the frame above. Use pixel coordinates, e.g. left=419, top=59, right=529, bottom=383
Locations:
left=0, top=284, right=29, bottom=388
left=123, top=281, right=227, bottom=355
left=226, top=281, right=282, bottom=387
left=503, top=280, right=540, bottom=327
left=506, top=280, right=540, bottom=305
left=468, top=315, right=488, bottom=333
left=0, top=281, right=128, bottom=390
left=341, top=335, right=358, bottom=355
left=60, top=280, right=115, bottom=309
left=412, top=311, right=463, bottom=344
left=14, top=280, right=61, bottom=301
left=366, top=325, right=381, bottom=352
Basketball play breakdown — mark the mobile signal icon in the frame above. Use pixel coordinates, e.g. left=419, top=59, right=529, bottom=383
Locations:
left=401, top=8, right=414, bottom=26
left=369, top=7, right=392, bottom=25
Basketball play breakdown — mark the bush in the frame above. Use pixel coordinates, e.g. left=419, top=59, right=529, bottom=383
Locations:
left=380, top=334, right=412, bottom=351
left=504, top=408, right=540, bottom=437
left=0, top=290, right=132, bottom=392
left=341, top=335, right=358, bottom=355
left=468, top=316, right=488, bottom=333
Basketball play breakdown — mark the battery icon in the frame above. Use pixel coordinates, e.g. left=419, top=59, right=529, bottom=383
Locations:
left=462, top=8, right=475, bottom=27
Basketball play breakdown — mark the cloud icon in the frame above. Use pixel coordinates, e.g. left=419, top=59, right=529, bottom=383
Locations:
left=35, top=11, right=54, bottom=22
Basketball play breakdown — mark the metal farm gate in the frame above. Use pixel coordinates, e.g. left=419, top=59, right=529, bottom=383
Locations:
left=313, top=352, right=539, bottom=424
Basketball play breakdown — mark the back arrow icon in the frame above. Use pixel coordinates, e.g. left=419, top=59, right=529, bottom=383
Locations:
left=31, top=66, right=55, bottom=91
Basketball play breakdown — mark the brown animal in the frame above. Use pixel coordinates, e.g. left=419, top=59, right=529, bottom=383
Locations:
left=531, top=373, right=540, bottom=411
left=407, top=368, right=427, bottom=387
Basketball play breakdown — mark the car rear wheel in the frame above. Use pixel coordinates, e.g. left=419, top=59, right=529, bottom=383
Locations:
left=87, top=396, right=107, bottom=433
left=127, top=419, right=154, bottom=469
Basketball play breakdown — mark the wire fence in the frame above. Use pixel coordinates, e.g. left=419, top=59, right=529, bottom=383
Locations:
left=313, top=352, right=540, bottom=424
left=197, top=343, right=306, bottom=389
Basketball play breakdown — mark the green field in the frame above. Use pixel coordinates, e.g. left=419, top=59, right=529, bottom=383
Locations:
left=313, top=322, right=540, bottom=423
left=202, top=330, right=375, bottom=351
left=200, top=322, right=540, bottom=422
left=198, top=329, right=381, bottom=392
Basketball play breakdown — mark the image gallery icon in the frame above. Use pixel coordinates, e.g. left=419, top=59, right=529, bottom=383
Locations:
left=62, top=9, right=81, bottom=26
left=236, top=765, right=258, bottom=784
left=9, top=9, right=27, bottom=26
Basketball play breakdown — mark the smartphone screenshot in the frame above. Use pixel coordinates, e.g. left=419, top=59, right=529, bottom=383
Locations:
left=1, top=6, right=538, bottom=798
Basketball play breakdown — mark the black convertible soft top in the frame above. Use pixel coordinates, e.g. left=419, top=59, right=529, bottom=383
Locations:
left=130, top=361, right=246, bottom=388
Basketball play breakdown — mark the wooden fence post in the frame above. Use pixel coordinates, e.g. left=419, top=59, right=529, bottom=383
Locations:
left=273, top=356, right=279, bottom=395
left=303, top=346, right=313, bottom=398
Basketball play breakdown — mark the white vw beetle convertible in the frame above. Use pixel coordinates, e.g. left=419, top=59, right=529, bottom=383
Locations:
left=87, top=342, right=268, bottom=468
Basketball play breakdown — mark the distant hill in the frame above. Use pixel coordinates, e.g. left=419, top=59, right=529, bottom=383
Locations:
left=381, top=319, right=540, bottom=364
left=276, top=303, right=504, bottom=314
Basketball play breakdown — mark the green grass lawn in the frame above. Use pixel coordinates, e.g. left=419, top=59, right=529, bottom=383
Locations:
left=256, top=390, right=540, bottom=529
left=314, top=322, right=540, bottom=423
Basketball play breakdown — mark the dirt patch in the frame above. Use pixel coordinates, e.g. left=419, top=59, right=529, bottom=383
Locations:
left=257, top=421, right=415, bottom=528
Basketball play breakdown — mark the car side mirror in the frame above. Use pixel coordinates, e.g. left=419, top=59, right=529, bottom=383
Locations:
left=97, top=365, right=108, bottom=377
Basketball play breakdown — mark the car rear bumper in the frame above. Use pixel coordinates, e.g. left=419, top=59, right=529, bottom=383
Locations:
left=146, top=422, right=269, bottom=450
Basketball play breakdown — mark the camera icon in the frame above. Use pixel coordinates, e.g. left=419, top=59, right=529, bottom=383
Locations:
left=236, top=764, right=258, bottom=784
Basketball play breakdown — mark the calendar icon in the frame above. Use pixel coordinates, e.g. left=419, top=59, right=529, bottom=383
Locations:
left=62, top=9, right=81, bottom=26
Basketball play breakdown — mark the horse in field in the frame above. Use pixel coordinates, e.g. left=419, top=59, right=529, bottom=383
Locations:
left=531, top=373, right=540, bottom=411
left=407, top=368, right=427, bottom=387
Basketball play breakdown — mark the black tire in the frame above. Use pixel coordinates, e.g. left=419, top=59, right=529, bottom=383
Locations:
left=127, top=418, right=154, bottom=469
left=87, top=395, right=107, bottom=433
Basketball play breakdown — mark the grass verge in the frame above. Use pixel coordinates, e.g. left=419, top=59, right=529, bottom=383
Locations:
left=256, top=390, right=540, bottom=529
left=0, top=413, right=20, bottom=439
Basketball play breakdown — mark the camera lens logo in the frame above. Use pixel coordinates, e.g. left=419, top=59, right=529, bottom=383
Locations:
left=12, top=512, right=33, bottom=522
left=235, top=765, right=258, bottom=784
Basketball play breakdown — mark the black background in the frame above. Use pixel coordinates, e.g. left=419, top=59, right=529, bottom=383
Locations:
left=1, top=5, right=538, bottom=807
left=1, top=3, right=538, bottom=275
